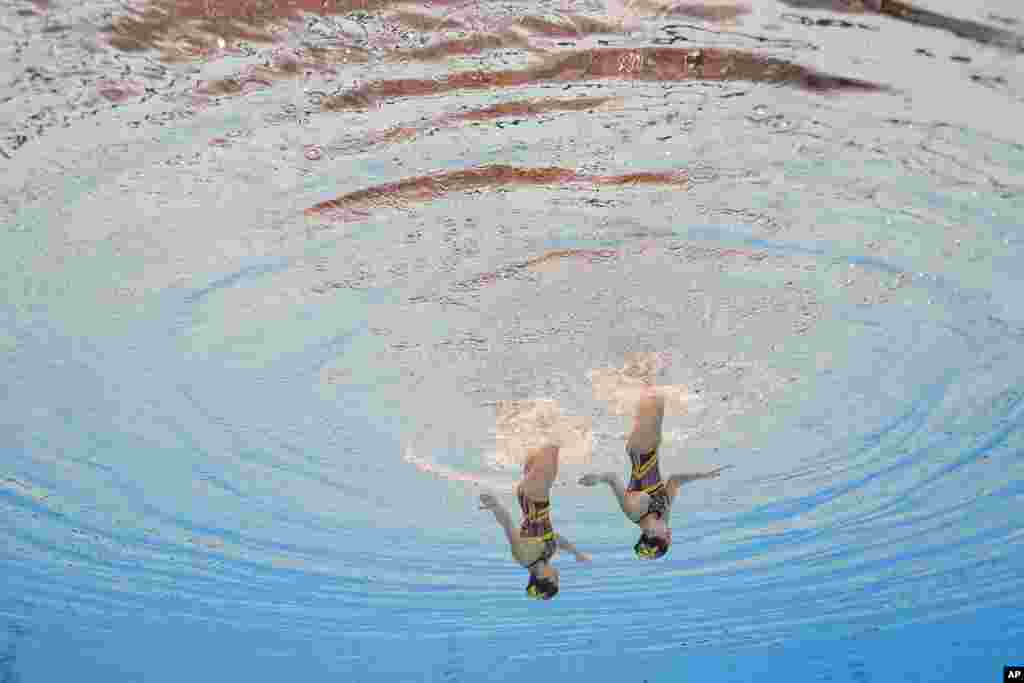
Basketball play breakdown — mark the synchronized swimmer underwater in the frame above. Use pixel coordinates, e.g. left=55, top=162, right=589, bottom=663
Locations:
left=480, top=389, right=731, bottom=600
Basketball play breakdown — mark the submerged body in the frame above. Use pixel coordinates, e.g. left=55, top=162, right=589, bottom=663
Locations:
left=581, top=391, right=730, bottom=558
left=627, top=445, right=670, bottom=523
left=480, top=444, right=590, bottom=599
left=515, top=484, right=557, bottom=569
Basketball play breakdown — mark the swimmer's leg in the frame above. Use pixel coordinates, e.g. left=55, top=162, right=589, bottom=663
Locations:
left=578, top=472, right=647, bottom=521
left=554, top=533, right=591, bottom=562
left=626, top=392, right=665, bottom=456
left=479, top=492, right=520, bottom=551
left=666, top=466, right=733, bottom=500
left=581, top=392, right=662, bottom=522
left=520, top=444, right=559, bottom=501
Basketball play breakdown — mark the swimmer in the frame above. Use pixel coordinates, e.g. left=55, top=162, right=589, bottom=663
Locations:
left=579, top=391, right=730, bottom=560
left=479, top=444, right=591, bottom=600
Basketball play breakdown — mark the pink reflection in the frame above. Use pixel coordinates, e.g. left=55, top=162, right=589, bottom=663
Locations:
left=97, top=79, right=146, bottom=102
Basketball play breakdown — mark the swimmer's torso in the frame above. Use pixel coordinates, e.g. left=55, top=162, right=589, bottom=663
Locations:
left=627, top=446, right=670, bottom=523
left=515, top=486, right=557, bottom=567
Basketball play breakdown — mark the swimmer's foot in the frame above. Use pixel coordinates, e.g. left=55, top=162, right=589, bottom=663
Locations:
left=702, top=465, right=734, bottom=479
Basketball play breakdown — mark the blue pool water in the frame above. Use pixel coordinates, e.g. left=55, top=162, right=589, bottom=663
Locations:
left=2, top=0, right=1023, bottom=680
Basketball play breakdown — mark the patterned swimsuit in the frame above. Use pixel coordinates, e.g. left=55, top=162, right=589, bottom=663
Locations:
left=517, top=486, right=556, bottom=568
left=627, top=446, right=670, bottom=522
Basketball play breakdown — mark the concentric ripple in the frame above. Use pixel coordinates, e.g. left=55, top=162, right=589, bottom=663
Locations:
left=2, top=0, right=1023, bottom=680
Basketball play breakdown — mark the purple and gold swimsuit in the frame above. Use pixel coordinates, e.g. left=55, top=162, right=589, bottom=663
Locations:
left=627, top=446, right=669, bottom=522
left=517, top=486, right=556, bottom=568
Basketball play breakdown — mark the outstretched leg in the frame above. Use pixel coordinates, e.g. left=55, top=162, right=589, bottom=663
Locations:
left=666, top=465, right=733, bottom=500
left=479, top=493, right=518, bottom=548
left=578, top=471, right=647, bottom=521
left=626, top=391, right=665, bottom=457
left=578, top=391, right=665, bottom=522
left=519, top=443, right=559, bottom=501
